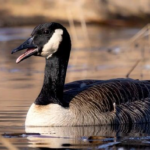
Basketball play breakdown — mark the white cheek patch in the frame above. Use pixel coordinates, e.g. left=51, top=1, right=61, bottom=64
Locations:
left=42, top=29, right=63, bottom=59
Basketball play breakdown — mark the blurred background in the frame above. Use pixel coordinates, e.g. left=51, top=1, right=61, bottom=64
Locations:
left=1, top=0, right=150, bottom=149
left=1, top=0, right=150, bottom=107
left=1, top=0, right=150, bottom=109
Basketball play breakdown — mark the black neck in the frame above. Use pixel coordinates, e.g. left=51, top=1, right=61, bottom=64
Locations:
left=35, top=27, right=71, bottom=106
left=35, top=55, right=69, bottom=106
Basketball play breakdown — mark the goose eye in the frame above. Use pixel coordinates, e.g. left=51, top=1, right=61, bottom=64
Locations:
left=43, top=30, right=49, bottom=34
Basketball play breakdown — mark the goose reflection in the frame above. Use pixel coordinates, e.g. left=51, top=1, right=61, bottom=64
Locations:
left=26, top=124, right=150, bottom=149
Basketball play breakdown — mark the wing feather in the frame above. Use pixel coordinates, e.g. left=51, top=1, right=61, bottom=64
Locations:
left=64, top=78, right=150, bottom=113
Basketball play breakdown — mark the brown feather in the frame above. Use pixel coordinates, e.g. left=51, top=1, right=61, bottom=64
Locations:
left=63, top=78, right=150, bottom=125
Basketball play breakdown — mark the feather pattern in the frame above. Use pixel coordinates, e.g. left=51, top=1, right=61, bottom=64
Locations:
left=62, top=78, right=150, bottom=125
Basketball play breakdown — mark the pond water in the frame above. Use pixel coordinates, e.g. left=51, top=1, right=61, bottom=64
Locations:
left=0, top=24, right=150, bottom=149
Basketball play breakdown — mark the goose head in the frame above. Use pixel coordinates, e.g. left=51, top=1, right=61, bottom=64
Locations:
left=11, top=22, right=71, bottom=63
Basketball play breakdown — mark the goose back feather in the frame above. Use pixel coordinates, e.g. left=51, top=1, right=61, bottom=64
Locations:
left=63, top=78, right=150, bottom=125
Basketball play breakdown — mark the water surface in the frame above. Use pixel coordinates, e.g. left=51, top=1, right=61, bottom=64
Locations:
left=0, top=25, right=150, bottom=149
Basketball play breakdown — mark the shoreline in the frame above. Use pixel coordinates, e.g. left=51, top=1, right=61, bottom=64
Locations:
left=1, top=0, right=150, bottom=27
left=0, top=15, right=149, bottom=27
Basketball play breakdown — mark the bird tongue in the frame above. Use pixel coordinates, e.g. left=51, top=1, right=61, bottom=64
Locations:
left=16, top=48, right=37, bottom=63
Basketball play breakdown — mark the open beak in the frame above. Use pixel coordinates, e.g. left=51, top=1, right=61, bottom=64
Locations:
left=11, top=37, right=38, bottom=63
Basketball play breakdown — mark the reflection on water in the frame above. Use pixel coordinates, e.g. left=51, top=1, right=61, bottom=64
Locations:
left=1, top=25, right=150, bottom=149
left=3, top=124, right=150, bottom=149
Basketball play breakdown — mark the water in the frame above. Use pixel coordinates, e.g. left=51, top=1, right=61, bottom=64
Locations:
left=0, top=25, right=150, bottom=149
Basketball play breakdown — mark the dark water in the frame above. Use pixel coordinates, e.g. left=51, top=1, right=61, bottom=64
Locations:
left=1, top=25, right=150, bottom=149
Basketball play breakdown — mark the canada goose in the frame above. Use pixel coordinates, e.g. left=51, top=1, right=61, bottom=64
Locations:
left=12, top=22, right=150, bottom=126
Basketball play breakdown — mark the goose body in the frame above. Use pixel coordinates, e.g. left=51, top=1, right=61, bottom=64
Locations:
left=12, top=22, right=150, bottom=126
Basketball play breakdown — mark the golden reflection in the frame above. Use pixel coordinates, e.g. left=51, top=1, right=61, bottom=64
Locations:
left=26, top=124, right=150, bottom=148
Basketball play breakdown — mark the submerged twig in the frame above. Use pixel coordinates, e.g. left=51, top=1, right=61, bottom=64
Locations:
left=126, top=60, right=141, bottom=78
left=129, top=24, right=150, bottom=45
left=0, top=135, right=19, bottom=150
left=97, top=142, right=120, bottom=149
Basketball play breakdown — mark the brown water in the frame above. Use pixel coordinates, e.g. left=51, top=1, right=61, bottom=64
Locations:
left=1, top=25, right=150, bottom=149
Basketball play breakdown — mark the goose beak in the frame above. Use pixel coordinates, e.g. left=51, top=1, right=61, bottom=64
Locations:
left=11, top=37, right=38, bottom=63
